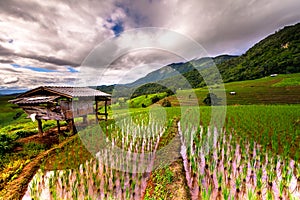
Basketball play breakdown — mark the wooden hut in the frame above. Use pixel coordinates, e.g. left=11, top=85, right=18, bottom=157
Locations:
left=9, top=86, right=111, bottom=135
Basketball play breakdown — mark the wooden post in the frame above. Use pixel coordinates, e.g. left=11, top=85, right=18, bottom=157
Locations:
left=95, top=99, right=99, bottom=122
left=104, top=99, right=108, bottom=120
left=67, top=119, right=76, bottom=135
left=57, top=120, right=60, bottom=134
left=83, top=115, right=87, bottom=125
left=71, top=119, right=76, bottom=134
left=37, top=119, right=43, bottom=136
left=67, top=119, right=71, bottom=132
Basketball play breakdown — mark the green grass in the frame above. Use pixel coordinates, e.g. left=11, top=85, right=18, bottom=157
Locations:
left=219, top=73, right=300, bottom=105
left=272, top=75, right=300, bottom=87
left=144, top=165, right=174, bottom=200
left=0, top=120, right=59, bottom=140
left=128, top=92, right=169, bottom=108
left=0, top=95, right=29, bottom=128
left=43, top=135, right=93, bottom=170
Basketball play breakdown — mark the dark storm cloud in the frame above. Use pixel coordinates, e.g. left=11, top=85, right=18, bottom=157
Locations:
left=0, top=59, right=14, bottom=63
left=1, top=0, right=300, bottom=89
left=0, top=47, right=79, bottom=68
left=20, top=54, right=81, bottom=67
left=116, top=0, right=300, bottom=55
left=1, top=67, right=20, bottom=73
left=0, top=0, right=41, bottom=22
left=0, top=45, right=13, bottom=56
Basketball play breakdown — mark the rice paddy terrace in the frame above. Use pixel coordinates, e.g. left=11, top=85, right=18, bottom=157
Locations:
left=13, top=105, right=300, bottom=200
left=0, top=74, right=299, bottom=200
left=166, top=73, right=300, bottom=106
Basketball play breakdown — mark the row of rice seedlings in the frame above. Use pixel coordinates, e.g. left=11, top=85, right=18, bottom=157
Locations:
left=225, top=105, right=300, bottom=162
left=178, top=109, right=300, bottom=200
left=23, top=116, right=166, bottom=200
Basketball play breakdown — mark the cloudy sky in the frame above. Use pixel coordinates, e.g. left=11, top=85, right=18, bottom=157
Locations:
left=1, top=0, right=300, bottom=93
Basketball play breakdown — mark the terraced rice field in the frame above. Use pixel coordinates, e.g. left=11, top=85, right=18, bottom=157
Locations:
left=20, top=105, right=299, bottom=199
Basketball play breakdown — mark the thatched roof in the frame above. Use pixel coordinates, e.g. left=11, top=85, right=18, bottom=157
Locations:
left=9, top=96, right=60, bottom=104
left=10, top=86, right=111, bottom=105
left=17, top=86, right=111, bottom=98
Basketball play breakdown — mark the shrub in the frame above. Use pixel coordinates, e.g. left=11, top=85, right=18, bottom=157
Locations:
left=23, top=142, right=48, bottom=158
left=13, top=112, right=23, bottom=120
left=0, top=134, right=14, bottom=155
left=23, top=142, right=48, bottom=151
left=151, top=96, right=160, bottom=104
left=203, top=93, right=222, bottom=106
left=15, top=130, right=37, bottom=138
left=161, top=99, right=171, bottom=107
left=42, top=121, right=57, bottom=132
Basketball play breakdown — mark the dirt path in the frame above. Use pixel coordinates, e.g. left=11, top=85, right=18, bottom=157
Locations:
left=0, top=134, right=77, bottom=200
left=15, top=126, right=69, bottom=150
left=144, top=158, right=190, bottom=200
left=144, top=121, right=191, bottom=200
left=167, top=159, right=191, bottom=200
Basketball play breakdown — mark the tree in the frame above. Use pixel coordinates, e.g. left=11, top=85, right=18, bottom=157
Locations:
left=151, top=96, right=160, bottom=104
left=161, top=99, right=171, bottom=107
left=203, top=93, right=222, bottom=106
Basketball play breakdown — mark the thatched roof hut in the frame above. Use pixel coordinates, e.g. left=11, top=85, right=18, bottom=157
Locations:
left=9, top=86, right=111, bottom=135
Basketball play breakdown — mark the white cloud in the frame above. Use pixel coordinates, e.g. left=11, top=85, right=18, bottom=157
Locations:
left=3, top=76, right=19, bottom=84
left=0, top=63, right=78, bottom=89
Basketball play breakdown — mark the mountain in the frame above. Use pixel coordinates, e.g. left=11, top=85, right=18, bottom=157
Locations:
left=126, top=55, right=236, bottom=87
left=147, top=22, right=300, bottom=91
left=100, top=55, right=236, bottom=97
left=99, top=22, right=300, bottom=97
left=0, top=89, right=27, bottom=96
left=218, top=23, right=300, bottom=82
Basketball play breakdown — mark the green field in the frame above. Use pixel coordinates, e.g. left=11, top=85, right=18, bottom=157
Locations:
left=0, top=74, right=299, bottom=199
left=0, top=95, right=29, bottom=128
left=161, top=73, right=300, bottom=107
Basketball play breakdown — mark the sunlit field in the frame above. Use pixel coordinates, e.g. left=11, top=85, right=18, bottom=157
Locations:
left=11, top=105, right=298, bottom=200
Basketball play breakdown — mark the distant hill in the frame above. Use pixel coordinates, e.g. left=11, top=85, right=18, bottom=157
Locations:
left=98, top=55, right=236, bottom=97
left=0, top=90, right=27, bottom=96
left=126, top=55, right=236, bottom=87
left=98, top=22, right=300, bottom=97
left=219, top=23, right=300, bottom=82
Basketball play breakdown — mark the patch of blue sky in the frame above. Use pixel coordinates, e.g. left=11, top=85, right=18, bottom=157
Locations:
left=11, top=63, right=21, bottom=68
left=25, top=66, right=58, bottom=72
left=112, top=21, right=124, bottom=36
left=11, top=63, right=58, bottom=72
left=105, top=18, right=124, bottom=36
left=66, top=66, right=79, bottom=73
